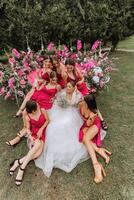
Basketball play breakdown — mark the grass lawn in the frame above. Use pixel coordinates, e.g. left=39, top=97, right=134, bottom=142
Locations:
left=0, top=51, right=134, bottom=200
left=117, top=35, right=134, bottom=50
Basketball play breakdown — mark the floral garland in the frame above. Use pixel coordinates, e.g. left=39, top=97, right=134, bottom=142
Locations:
left=0, top=40, right=116, bottom=105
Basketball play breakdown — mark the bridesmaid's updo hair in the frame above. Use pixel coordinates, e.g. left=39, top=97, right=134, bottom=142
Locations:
left=26, top=100, right=37, bottom=114
left=50, top=71, right=57, bottom=79
left=84, top=94, right=97, bottom=114
left=43, top=55, right=53, bottom=64
left=65, top=58, right=75, bottom=66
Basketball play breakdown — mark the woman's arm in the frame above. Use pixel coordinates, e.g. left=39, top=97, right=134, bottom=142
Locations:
left=25, top=115, right=32, bottom=136
left=76, top=68, right=84, bottom=85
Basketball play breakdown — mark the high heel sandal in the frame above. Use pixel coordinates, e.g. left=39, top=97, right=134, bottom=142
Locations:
left=93, top=163, right=106, bottom=184
left=9, top=159, right=22, bottom=176
left=98, top=148, right=112, bottom=164
left=6, top=132, right=22, bottom=147
left=15, top=166, right=25, bottom=186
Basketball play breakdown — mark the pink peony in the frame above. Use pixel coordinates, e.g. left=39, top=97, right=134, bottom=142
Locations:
left=18, top=70, right=24, bottom=77
left=47, top=42, right=54, bottom=51
left=91, top=40, right=101, bottom=51
left=8, top=77, right=14, bottom=89
left=0, top=87, right=5, bottom=95
left=20, top=79, right=26, bottom=85
left=12, top=49, right=20, bottom=59
left=9, top=57, right=15, bottom=65
left=77, top=40, right=82, bottom=51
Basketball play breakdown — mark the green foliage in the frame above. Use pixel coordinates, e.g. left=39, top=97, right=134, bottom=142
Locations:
left=0, top=0, right=134, bottom=50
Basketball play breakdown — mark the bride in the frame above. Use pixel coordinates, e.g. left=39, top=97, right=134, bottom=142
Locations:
left=35, top=81, right=88, bottom=176
left=35, top=81, right=106, bottom=177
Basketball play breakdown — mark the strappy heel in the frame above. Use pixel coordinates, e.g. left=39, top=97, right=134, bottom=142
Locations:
left=93, top=163, right=106, bottom=184
left=9, top=159, right=22, bottom=176
left=6, top=132, right=22, bottom=147
left=15, top=166, right=25, bottom=186
left=97, top=148, right=112, bottom=164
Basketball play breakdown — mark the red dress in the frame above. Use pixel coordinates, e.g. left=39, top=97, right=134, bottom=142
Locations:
left=79, top=111, right=102, bottom=147
left=28, top=112, right=46, bottom=142
left=40, top=71, right=50, bottom=82
left=67, top=73, right=89, bottom=96
left=31, top=85, right=58, bottom=110
left=57, top=73, right=65, bottom=88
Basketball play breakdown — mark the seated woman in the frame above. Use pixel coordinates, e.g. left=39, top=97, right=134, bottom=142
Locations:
left=6, top=72, right=60, bottom=146
left=16, top=71, right=60, bottom=116
left=78, top=94, right=111, bottom=184
left=64, top=58, right=89, bottom=96
left=9, top=100, right=49, bottom=186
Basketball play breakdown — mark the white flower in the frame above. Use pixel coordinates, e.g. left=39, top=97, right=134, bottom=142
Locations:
left=93, top=67, right=102, bottom=76
left=92, top=76, right=100, bottom=84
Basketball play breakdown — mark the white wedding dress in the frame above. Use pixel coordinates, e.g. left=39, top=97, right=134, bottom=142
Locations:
left=35, top=90, right=106, bottom=177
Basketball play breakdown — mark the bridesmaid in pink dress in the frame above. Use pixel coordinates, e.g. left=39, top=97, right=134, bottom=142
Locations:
left=52, top=56, right=66, bottom=88
left=64, top=58, right=90, bottom=96
left=27, top=55, right=53, bottom=88
left=9, top=100, right=49, bottom=186
left=78, top=94, right=111, bottom=184
left=16, top=71, right=60, bottom=116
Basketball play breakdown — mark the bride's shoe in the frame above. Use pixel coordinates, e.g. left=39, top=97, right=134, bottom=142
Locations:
left=93, top=163, right=106, bottom=184
left=97, top=148, right=112, bottom=164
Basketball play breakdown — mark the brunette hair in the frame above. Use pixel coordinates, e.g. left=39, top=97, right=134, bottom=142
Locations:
left=26, top=100, right=37, bottom=114
left=65, top=58, right=75, bottom=66
left=84, top=94, right=97, bottom=114
left=50, top=71, right=57, bottom=79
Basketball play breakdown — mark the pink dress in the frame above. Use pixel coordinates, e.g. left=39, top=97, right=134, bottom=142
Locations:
left=79, top=111, right=102, bottom=147
left=31, top=86, right=58, bottom=110
left=67, top=73, right=89, bottom=96
left=28, top=112, right=46, bottom=142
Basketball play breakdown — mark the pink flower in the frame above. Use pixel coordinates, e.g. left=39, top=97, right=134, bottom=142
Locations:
left=0, top=87, right=5, bottom=95
left=20, top=79, right=26, bottom=85
left=97, top=73, right=104, bottom=78
left=18, top=90, right=24, bottom=97
left=63, top=45, right=69, bottom=52
left=104, top=67, right=113, bottom=72
left=91, top=40, right=101, bottom=51
left=9, top=57, right=15, bottom=65
left=77, top=40, right=82, bottom=51
left=82, top=60, right=97, bottom=71
left=47, top=42, right=54, bottom=51
left=4, top=91, right=11, bottom=100
left=12, top=49, right=20, bottom=59
left=18, top=70, right=24, bottom=77
left=23, top=61, right=29, bottom=68
left=70, top=53, right=77, bottom=59
left=8, top=77, right=14, bottom=89
left=100, top=80, right=105, bottom=88
left=91, top=87, right=97, bottom=93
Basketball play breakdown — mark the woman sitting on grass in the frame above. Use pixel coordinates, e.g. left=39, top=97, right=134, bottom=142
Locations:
left=79, top=94, right=111, bottom=183
left=9, top=100, right=49, bottom=186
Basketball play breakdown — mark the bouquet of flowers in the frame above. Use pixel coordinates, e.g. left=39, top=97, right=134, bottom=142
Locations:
left=0, top=40, right=116, bottom=104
